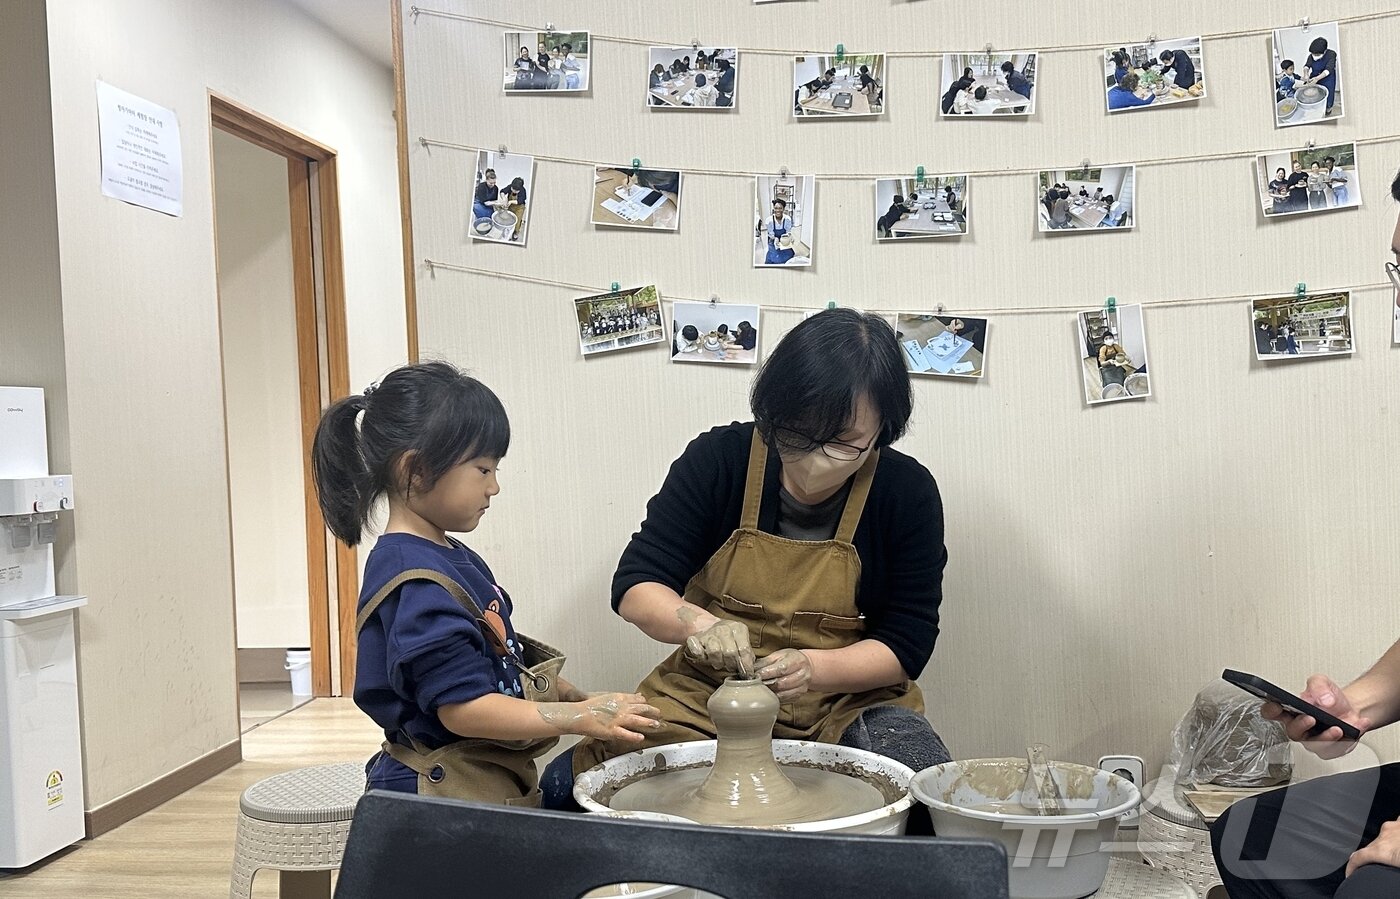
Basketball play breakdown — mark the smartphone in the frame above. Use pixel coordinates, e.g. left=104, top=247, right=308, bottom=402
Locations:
left=1221, top=669, right=1363, bottom=741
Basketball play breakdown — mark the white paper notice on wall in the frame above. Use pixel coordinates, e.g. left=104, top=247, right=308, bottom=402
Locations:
left=95, top=81, right=182, bottom=217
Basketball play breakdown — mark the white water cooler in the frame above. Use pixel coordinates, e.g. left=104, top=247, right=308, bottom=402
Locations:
left=0, top=386, right=86, bottom=868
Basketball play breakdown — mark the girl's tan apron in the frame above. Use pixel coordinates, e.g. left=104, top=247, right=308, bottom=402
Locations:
left=356, top=568, right=562, bottom=807
left=574, top=429, right=924, bottom=775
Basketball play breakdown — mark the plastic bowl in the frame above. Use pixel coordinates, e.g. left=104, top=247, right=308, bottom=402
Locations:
left=910, top=758, right=1141, bottom=899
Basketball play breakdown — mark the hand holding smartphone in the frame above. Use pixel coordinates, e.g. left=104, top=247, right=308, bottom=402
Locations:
left=1222, top=669, right=1364, bottom=741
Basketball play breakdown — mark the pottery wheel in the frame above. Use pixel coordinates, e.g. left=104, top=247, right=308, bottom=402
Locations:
left=608, top=676, right=885, bottom=826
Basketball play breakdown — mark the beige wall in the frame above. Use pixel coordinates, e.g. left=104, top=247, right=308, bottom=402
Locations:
left=212, top=130, right=311, bottom=651
left=0, top=1, right=76, bottom=586
left=42, top=0, right=406, bottom=808
left=403, top=1, right=1400, bottom=776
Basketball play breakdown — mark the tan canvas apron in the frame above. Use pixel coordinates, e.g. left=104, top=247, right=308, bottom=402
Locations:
left=356, top=568, right=562, bottom=807
left=574, top=429, right=924, bottom=775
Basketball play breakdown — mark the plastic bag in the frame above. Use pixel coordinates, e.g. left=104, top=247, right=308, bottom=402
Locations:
left=1170, top=679, right=1292, bottom=787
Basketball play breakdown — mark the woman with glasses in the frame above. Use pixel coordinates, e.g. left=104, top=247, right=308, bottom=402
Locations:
left=542, top=308, right=952, bottom=810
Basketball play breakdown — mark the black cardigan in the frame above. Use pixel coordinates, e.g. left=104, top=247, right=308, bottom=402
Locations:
left=611, top=422, right=946, bottom=679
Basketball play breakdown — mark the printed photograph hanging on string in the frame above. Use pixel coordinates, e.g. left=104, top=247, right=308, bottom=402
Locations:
left=648, top=47, right=737, bottom=110
left=1251, top=291, right=1353, bottom=361
left=575, top=286, right=666, bottom=358
left=793, top=52, right=886, bottom=118
left=1272, top=21, right=1342, bottom=127
left=1077, top=303, right=1151, bottom=404
left=470, top=150, right=534, bottom=246
left=1039, top=166, right=1135, bottom=233
left=1103, top=36, right=1204, bottom=113
left=1256, top=142, right=1361, bottom=218
left=895, top=314, right=987, bottom=379
left=876, top=174, right=969, bottom=240
left=671, top=301, right=761, bottom=365
left=503, top=30, right=590, bottom=92
left=755, top=174, right=815, bottom=267
left=940, top=52, right=1037, bottom=116
left=591, top=165, right=684, bottom=231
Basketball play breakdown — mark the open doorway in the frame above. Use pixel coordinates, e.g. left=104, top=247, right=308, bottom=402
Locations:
left=209, top=96, right=360, bottom=733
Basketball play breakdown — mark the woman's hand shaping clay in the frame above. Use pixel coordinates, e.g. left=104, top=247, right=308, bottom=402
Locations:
left=683, top=619, right=755, bottom=674
left=755, top=648, right=814, bottom=702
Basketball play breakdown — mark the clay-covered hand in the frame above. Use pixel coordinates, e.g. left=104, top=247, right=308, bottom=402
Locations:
left=754, top=649, right=814, bottom=703
left=1261, top=674, right=1371, bottom=759
left=683, top=619, right=755, bottom=674
left=1347, top=817, right=1400, bottom=877
left=538, top=693, right=663, bottom=743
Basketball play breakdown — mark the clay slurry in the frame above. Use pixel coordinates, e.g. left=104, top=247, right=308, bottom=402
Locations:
left=608, top=675, right=885, bottom=826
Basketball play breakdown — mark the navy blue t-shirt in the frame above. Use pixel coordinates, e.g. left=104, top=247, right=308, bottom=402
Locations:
left=355, top=533, right=524, bottom=763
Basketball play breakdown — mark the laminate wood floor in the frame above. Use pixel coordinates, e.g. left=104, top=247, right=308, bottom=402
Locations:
left=0, top=698, right=381, bottom=898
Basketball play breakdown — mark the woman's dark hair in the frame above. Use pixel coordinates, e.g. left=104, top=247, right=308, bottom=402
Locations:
left=751, top=308, right=912, bottom=449
left=738, top=320, right=753, bottom=332
left=1001, top=60, right=1015, bottom=72
left=312, top=361, right=510, bottom=546
left=653, top=63, right=663, bottom=73
left=1276, top=167, right=1287, bottom=177
left=484, top=168, right=496, bottom=179
left=1120, top=71, right=1140, bottom=92
left=561, top=43, right=572, bottom=52
left=717, top=58, right=731, bottom=70
left=509, top=177, right=525, bottom=191
left=1159, top=50, right=1174, bottom=63
left=859, top=64, right=869, bottom=74
left=717, top=323, right=729, bottom=335
left=892, top=194, right=904, bottom=205
left=1391, top=166, right=1400, bottom=201
left=963, top=66, right=973, bottom=77
left=696, top=74, right=707, bottom=86
left=1308, top=37, right=1328, bottom=55
left=772, top=198, right=787, bottom=209
left=681, top=324, right=699, bottom=340
left=1104, top=194, right=1115, bottom=204
left=520, top=47, right=530, bottom=54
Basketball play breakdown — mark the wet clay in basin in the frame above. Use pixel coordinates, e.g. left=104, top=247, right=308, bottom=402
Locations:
left=608, top=676, right=885, bottom=826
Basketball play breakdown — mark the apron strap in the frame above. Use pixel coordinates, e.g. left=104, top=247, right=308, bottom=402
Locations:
left=739, top=427, right=770, bottom=530
left=833, top=449, right=880, bottom=544
left=354, top=567, right=487, bottom=634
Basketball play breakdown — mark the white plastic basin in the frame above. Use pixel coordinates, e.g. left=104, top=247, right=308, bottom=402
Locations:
left=576, top=738, right=915, bottom=835
left=910, top=758, right=1141, bottom=899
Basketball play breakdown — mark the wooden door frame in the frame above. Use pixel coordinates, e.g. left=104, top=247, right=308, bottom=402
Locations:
left=391, top=0, right=419, bottom=362
left=209, top=93, right=360, bottom=697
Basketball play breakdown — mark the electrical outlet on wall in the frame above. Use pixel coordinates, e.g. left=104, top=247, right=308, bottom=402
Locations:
left=1098, top=755, right=1145, bottom=827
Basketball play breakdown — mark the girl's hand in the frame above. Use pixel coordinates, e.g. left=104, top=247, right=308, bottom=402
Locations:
left=538, top=693, right=662, bottom=742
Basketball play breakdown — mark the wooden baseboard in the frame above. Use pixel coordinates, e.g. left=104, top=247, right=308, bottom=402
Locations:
left=84, top=739, right=243, bottom=838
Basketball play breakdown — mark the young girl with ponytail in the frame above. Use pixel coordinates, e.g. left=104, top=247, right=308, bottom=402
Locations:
left=312, top=361, right=659, bottom=804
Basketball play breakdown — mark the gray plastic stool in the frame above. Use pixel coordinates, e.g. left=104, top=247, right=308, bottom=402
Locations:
left=230, top=762, right=364, bottom=899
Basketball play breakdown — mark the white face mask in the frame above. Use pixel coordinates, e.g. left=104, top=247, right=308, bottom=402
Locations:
left=783, top=449, right=867, bottom=498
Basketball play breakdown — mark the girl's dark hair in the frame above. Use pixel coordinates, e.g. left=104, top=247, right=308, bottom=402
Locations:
left=751, top=308, right=912, bottom=449
left=312, top=361, right=510, bottom=546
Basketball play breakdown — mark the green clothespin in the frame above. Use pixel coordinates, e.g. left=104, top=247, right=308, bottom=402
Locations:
left=610, top=281, right=621, bottom=293
left=916, top=165, right=926, bottom=187
left=1295, top=282, right=1307, bottom=299
left=835, top=44, right=845, bottom=64
left=1105, top=296, right=1117, bottom=312
left=631, top=158, right=641, bottom=175
left=827, top=300, right=837, bottom=310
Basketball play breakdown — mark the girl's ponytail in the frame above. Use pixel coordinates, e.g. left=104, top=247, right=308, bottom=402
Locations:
left=312, top=393, right=371, bottom=546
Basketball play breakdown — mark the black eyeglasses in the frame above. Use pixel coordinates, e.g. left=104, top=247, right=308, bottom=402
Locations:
left=771, top=427, right=874, bottom=462
left=1387, top=262, right=1400, bottom=292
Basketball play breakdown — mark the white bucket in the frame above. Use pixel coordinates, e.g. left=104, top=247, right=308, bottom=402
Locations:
left=285, top=648, right=312, bottom=696
left=910, top=758, right=1141, bottom=899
